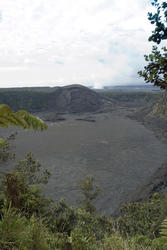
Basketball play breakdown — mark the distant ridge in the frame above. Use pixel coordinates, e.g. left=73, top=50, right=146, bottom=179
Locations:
left=0, top=84, right=109, bottom=114
left=102, top=85, right=162, bottom=92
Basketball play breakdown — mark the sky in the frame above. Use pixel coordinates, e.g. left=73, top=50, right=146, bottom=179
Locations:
left=0, top=0, right=155, bottom=88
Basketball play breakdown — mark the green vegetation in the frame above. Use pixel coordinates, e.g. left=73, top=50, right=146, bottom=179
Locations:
left=138, top=0, right=167, bottom=119
left=77, top=176, right=101, bottom=214
left=138, top=0, right=167, bottom=90
left=116, top=193, right=167, bottom=238
left=0, top=89, right=51, bottom=112
left=0, top=102, right=166, bottom=250
left=0, top=104, right=47, bottom=161
left=1, top=139, right=167, bottom=249
left=0, top=1, right=167, bottom=248
left=0, top=104, right=47, bottom=131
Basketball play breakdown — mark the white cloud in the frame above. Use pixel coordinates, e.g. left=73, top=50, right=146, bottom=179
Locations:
left=0, top=66, right=28, bottom=71
left=0, top=0, right=154, bottom=88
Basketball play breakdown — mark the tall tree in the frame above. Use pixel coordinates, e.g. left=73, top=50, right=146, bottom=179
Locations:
left=138, top=0, right=167, bottom=90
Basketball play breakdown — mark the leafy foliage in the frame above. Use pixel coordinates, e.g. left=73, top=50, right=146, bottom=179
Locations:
left=14, top=153, right=50, bottom=185
left=138, top=0, right=167, bottom=89
left=0, top=137, right=16, bottom=162
left=0, top=104, right=47, bottom=130
left=116, top=195, right=163, bottom=238
left=1, top=151, right=167, bottom=249
left=148, top=0, right=167, bottom=44
left=0, top=171, right=49, bottom=218
left=0, top=205, right=54, bottom=250
left=77, top=176, right=101, bottom=214
left=75, top=208, right=113, bottom=241
left=138, top=46, right=167, bottom=89
left=44, top=198, right=78, bottom=234
left=0, top=154, right=51, bottom=217
left=0, top=103, right=47, bottom=167
left=159, top=217, right=167, bottom=237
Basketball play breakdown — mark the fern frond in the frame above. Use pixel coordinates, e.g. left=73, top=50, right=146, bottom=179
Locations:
left=160, top=218, right=167, bottom=237
left=16, top=110, right=48, bottom=130
left=0, top=104, right=47, bottom=131
left=0, top=104, right=12, bottom=113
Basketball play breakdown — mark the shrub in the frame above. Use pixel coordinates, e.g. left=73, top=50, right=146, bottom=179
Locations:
left=116, top=196, right=162, bottom=238
left=0, top=205, right=51, bottom=250
left=44, top=198, right=78, bottom=234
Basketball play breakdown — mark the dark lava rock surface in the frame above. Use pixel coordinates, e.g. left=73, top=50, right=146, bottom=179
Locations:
left=1, top=89, right=167, bottom=215
left=37, top=85, right=113, bottom=121
left=123, top=162, right=167, bottom=205
left=0, top=84, right=112, bottom=116
left=47, top=84, right=107, bottom=113
left=2, top=110, right=166, bottom=216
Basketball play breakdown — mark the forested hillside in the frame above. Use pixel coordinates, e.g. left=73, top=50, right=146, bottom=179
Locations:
left=0, top=89, right=50, bottom=112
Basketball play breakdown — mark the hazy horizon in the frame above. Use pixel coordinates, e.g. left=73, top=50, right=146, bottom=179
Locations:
left=0, top=82, right=154, bottom=90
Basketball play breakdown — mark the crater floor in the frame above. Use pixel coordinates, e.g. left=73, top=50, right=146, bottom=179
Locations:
left=1, top=109, right=167, bottom=215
